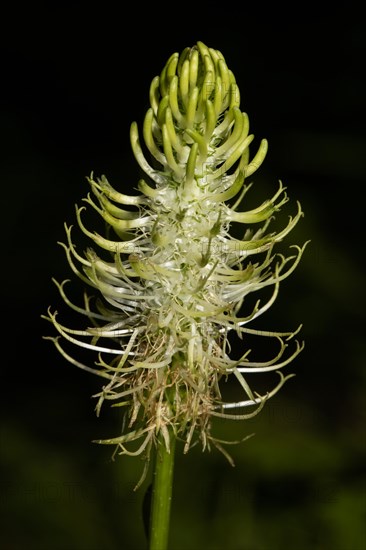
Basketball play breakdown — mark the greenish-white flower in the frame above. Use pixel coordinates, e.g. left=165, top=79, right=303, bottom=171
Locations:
left=43, top=41, right=308, bottom=473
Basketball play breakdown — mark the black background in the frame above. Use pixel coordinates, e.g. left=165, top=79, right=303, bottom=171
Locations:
left=1, top=4, right=365, bottom=550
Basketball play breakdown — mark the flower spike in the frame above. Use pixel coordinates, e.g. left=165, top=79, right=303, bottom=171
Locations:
left=43, top=41, right=309, bottom=475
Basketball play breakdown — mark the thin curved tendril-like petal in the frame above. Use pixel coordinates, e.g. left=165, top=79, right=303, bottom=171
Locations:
left=42, top=337, right=116, bottom=380
left=52, top=279, right=112, bottom=321
left=45, top=309, right=130, bottom=355
left=237, top=340, right=304, bottom=373
left=217, top=372, right=296, bottom=412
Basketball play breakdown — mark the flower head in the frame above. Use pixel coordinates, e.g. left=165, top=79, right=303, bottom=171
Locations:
left=43, top=41, right=308, bottom=477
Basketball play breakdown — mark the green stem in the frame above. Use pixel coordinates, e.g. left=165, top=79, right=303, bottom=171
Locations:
left=149, top=430, right=176, bottom=550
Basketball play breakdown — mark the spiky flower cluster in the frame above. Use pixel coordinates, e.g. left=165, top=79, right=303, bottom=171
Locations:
left=43, top=41, right=307, bottom=472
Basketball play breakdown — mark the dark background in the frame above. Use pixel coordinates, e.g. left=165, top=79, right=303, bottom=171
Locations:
left=1, top=4, right=365, bottom=550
